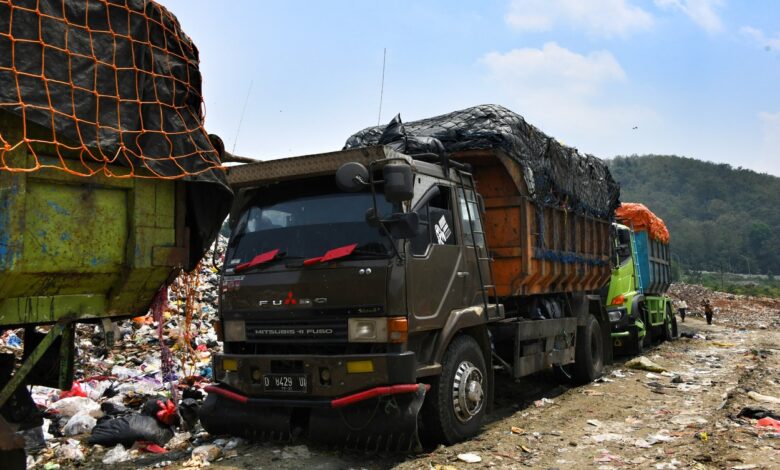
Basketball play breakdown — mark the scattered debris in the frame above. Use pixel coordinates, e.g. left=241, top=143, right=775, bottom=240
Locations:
left=748, top=391, right=780, bottom=405
left=626, top=356, right=667, bottom=373
left=457, top=453, right=482, bottom=463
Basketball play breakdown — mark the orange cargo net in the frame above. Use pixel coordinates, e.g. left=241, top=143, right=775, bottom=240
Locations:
left=616, top=202, right=670, bottom=243
left=0, top=0, right=223, bottom=179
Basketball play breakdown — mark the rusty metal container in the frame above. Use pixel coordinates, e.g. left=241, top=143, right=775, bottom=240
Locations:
left=0, top=112, right=190, bottom=327
left=453, top=149, right=612, bottom=297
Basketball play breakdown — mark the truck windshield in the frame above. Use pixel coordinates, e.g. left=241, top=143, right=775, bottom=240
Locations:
left=229, top=191, right=396, bottom=263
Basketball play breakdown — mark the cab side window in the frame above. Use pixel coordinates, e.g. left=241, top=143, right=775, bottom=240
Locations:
left=411, top=186, right=456, bottom=256
left=458, top=188, right=485, bottom=248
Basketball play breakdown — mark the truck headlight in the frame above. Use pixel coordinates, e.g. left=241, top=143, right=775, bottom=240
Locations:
left=348, top=318, right=387, bottom=342
left=224, top=320, right=246, bottom=341
left=607, top=310, right=623, bottom=322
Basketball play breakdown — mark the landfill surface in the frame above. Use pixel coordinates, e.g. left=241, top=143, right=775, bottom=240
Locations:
left=3, top=276, right=780, bottom=469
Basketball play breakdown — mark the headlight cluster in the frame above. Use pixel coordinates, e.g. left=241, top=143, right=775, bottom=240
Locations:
left=348, top=317, right=408, bottom=343
left=607, top=309, right=624, bottom=322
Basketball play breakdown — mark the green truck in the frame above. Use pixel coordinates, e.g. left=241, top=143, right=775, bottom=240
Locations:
left=605, top=204, right=677, bottom=353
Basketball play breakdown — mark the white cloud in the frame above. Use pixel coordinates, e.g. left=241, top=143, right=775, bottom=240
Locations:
left=654, top=0, right=724, bottom=33
left=757, top=111, right=780, bottom=174
left=741, top=26, right=780, bottom=51
left=480, top=43, right=657, bottom=152
left=505, top=0, right=654, bottom=37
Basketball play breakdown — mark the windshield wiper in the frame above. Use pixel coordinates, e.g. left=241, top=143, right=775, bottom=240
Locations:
left=302, top=243, right=394, bottom=266
left=235, top=249, right=285, bottom=273
left=303, top=243, right=358, bottom=266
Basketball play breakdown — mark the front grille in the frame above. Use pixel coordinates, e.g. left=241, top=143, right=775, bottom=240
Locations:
left=245, top=318, right=347, bottom=343
left=225, top=342, right=388, bottom=355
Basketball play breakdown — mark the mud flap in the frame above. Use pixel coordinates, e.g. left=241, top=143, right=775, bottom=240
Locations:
left=309, top=384, right=426, bottom=452
left=200, top=384, right=427, bottom=451
left=199, top=393, right=294, bottom=441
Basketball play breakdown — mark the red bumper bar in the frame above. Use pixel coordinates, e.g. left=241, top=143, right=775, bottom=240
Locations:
left=204, top=383, right=428, bottom=409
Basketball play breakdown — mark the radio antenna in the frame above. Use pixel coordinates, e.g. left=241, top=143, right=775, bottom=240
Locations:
left=232, top=80, right=253, bottom=154
left=377, top=48, right=386, bottom=125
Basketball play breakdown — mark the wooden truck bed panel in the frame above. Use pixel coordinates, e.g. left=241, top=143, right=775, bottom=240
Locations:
left=454, top=149, right=612, bottom=297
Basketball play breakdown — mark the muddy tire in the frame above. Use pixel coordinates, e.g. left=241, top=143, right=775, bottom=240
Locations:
left=662, top=304, right=675, bottom=341
left=421, top=335, right=487, bottom=445
left=629, top=328, right=644, bottom=355
left=573, top=315, right=604, bottom=384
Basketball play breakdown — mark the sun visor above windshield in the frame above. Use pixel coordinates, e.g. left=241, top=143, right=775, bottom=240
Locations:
left=225, top=146, right=410, bottom=189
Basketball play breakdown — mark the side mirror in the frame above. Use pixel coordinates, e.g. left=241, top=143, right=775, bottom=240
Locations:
left=336, top=162, right=369, bottom=192
left=384, top=212, right=419, bottom=239
left=365, top=208, right=419, bottom=239
left=383, top=162, right=414, bottom=202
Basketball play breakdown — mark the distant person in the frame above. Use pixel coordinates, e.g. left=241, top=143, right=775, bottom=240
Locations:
left=703, top=300, right=713, bottom=325
left=677, top=299, right=688, bottom=323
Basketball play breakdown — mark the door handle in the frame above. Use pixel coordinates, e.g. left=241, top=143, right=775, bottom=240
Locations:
left=456, top=271, right=470, bottom=278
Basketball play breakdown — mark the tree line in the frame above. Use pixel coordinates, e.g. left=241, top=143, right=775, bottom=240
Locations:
left=608, top=155, right=780, bottom=276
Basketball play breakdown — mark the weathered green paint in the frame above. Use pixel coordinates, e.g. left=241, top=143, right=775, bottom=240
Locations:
left=0, top=112, right=187, bottom=326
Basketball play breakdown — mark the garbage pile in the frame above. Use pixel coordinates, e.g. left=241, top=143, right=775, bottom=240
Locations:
left=668, top=283, right=780, bottom=330
left=0, top=237, right=246, bottom=468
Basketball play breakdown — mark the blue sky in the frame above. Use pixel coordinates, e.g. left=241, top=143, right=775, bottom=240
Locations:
left=159, top=0, right=780, bottom=175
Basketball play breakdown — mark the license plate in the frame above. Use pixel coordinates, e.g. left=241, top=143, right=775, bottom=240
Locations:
left=263, top=373, right=309, bottom=393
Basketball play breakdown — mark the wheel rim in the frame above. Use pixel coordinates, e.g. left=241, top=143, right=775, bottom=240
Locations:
left=452, top=360, right=484, bottom=423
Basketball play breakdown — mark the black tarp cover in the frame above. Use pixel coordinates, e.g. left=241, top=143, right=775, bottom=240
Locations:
left=344, top=104, right=620, bottom=218
left=0, top=0, right=231, bottom=268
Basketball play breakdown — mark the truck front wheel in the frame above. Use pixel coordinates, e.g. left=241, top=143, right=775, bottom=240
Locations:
left=421, top=335, right=487, bottom=445
left=573, top=315, right=604, bottom=384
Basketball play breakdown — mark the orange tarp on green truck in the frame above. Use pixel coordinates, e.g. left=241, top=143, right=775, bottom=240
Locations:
left=616, top=203, right=670, bottom=243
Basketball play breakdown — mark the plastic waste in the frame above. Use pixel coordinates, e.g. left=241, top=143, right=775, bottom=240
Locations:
left=6, top=332, right=22, bottom=347
left=457, top=453, right=482, bottom=463
left=48, top=396, right=102, bottom=418
left=192, top=444, right=221, bottom=463
left=55, top=439, right=85, bottom=461
left=748, top=391, right=780, bottom=405
left=62, top=412, right=97, bottom=436
left=89, top=414, right=174, bottom=447
left=59, top=382, right=87, bottom=399
left=738, top=406, right=780, bottom=420
left=102, top=444, right=132, bottom=464
left=757, top=417, right=780, bottom=431
left=626, top=356, right=666, bottom=373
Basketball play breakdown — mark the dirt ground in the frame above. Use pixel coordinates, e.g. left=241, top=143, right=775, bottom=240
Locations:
left=80, top=314, right=780, bottom=470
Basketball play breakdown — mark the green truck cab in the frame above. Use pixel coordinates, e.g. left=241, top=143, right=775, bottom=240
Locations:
left=605, top=207, right=677, bottom=353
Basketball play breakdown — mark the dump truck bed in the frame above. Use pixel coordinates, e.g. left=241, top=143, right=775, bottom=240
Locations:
left=0, top=114, right=190, bottom=327
left=453, top=149, right=612, bottom=297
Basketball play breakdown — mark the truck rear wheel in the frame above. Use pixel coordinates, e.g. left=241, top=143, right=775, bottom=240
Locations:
left=421, top=335, right=487, bottom=445
left=640, top=303, right=653, bottom=348
left=665, top=304, right=678, bottom=340
left=573, top=315, right=604, bottom=384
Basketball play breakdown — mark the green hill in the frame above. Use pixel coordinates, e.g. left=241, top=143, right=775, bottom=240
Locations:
left=607, top=155, right=780, bottom=276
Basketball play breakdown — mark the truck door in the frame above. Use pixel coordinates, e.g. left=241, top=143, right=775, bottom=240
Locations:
left=457, top=188, right=490, bottom=308
left=407, top=185, right=466, bottom=329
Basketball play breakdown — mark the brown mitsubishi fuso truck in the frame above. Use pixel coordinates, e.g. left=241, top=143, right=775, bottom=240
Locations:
left=199, top=105, right=619, bottom=450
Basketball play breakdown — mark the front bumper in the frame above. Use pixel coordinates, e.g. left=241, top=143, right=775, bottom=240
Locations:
left=212, top=351, right=416, bottom=398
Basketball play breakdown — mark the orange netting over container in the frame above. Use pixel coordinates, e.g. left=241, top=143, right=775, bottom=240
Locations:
left=616, top=202, right=670, bottom=244
left=0, top=0, right=224, bottom=179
